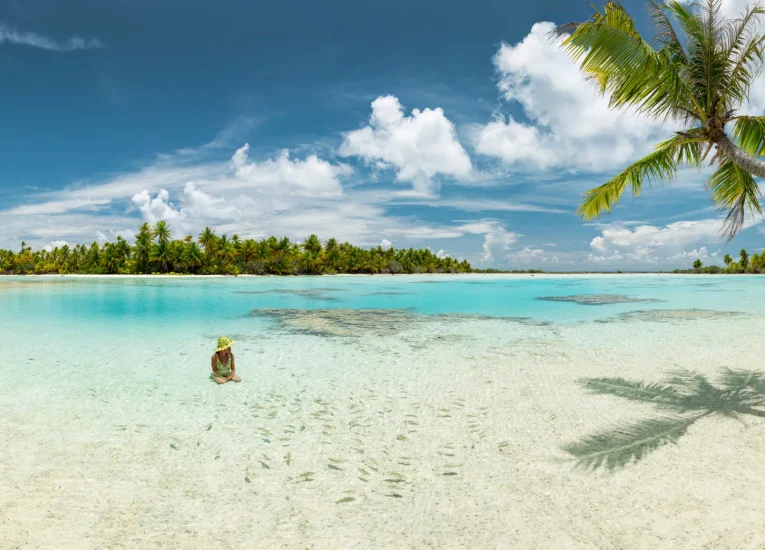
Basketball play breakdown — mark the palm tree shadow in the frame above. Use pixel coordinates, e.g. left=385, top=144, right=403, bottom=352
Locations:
left=562, top=368, right=765, bottom=471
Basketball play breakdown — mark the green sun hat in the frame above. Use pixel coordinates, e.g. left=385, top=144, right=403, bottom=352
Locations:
left=216, top=336, right=235, bottom=352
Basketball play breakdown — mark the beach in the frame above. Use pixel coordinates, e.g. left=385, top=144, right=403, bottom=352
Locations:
left=2, top=275, right=765, bottom=548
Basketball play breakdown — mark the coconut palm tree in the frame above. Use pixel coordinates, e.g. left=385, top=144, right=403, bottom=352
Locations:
left=302, top=234, right=322, bottom=255
left=555, top=0, right=765, bottom=238
left=151, top=239, right=172, bottom=273
left=740, top=247, right=750, bottom=268
left=198, top=226, right=217, bottom=251
left=152, top=220, right=171, bottom=245
left=134, top=223, right=152, bottom=274
left=184, top=242, right=204, bottom=273
left=723, top=253, right=733, bottom=266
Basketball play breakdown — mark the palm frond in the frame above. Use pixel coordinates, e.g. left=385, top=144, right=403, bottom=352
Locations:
left=732, top=115, right=765, bottom=156
left=719, top=7, right=765, bottom=112
left=577, top=135, right=701, bottom=220
left=578, top=377, right=682, bottom=404
left=706, top=158, right=763, bottom=239
left=562, top=416, right=697, bottom=471
left=553, top=1, right=697, bottom=120
left=649, top=1, right=688, bottom=63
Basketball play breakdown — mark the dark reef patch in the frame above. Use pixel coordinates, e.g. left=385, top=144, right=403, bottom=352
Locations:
left=537, top=294, right=661, bottom=306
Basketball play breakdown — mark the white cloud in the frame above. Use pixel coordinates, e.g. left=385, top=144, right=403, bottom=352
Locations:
left=7, top=198, right=112, bottom=215
left=131, top=189, right=182, bottom=225
left=339, top=95, right=474, bottom=193
left=670, top=247, right=721, bottom=261
left=130, top=183, right=239, bottom=232
left=591, top=220, right=724, bottom=253
left=481, top=227, right=518, bottom=262
left=586, top=218, right=760, bottom=266
left=0, top=24, right=102, bottom=51
left=43, top=240, right=69, bottom=252
left=380, top=239, right=392, bottom=250
left=436, top=249, right=448, bottom=259
left=1, top=137, right=517, bottom=257
left=231, top=144, right=351, bottom=197
left=472, top=22, right=668, bottom=172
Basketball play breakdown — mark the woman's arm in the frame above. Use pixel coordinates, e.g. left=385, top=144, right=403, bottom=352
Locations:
left=211, top=354, right=219, bottom=374
left=230, top=353, right=236, bottom=378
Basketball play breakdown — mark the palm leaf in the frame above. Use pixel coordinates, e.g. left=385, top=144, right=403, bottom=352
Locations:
left=554, top=2, right=697, bottom=120
left=576, top=135, right=701, bottom=220
left=719, top=5, right=765, bottom=110
left=578, top=377, right=682, bottom=405
left=732, top=115, right=765, bottom=156
left=706, top=158, right=763, bottom=239
left=649, top=0, right=688, bottom=63
left=562, top=416, right=697, bottom=471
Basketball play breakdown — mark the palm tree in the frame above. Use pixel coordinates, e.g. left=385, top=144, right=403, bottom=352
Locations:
left=302, top=234, right=322, bottom=255
left=723, top=253, right=733, bottom=266
left=151, top=239, right=171, bottom=273
left=555, top=1, right=765, bottom=238
left=198, top=226, right=217, bottom=251
left=740, top=248, right=750, bottom=268
left=152, top=220, right=171, bottom=245
left=134, top=223, right=152, bottom=274
left=563, top=368, right=765, bottom=471
left=184, top=242, right=204, bottom=273
left=693, top=258, right=703, bottom=270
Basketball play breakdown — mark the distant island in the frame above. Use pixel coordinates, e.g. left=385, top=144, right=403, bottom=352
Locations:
left=675, top=249, right=765, bottom=274
left=1, top=221, right=479, bottom=276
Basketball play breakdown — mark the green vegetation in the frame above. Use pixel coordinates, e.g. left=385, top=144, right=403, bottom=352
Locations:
left=556, top=1, right=765, bottom=238
left=471, top=268, right=544, bottom=274
left=0, top=222, right=473, bottom=275
left=677, top=247, right=765, bottom=273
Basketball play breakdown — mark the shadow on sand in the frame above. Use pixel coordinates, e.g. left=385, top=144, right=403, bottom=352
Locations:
left=562, top=368, right=765, bottom=471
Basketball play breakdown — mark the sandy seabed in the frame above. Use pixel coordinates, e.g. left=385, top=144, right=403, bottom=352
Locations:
left=2, top=310, right=765, bottom=549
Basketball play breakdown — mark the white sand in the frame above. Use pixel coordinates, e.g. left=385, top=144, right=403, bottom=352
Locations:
left=2, top=312, right=765, bottom=549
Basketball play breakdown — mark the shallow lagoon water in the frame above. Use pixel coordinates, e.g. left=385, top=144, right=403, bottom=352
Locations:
left=2, top=274, right=765, bottom=548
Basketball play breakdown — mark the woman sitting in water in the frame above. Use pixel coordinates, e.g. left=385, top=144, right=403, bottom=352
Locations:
left=211, top=337, right=241, bottom=384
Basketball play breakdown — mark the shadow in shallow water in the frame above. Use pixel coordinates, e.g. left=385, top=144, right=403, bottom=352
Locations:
left=595, top=309, right=746, bottom=323
left=537, top=294, right=661, bottom=305
left=562, top=368, right=765, bottom=472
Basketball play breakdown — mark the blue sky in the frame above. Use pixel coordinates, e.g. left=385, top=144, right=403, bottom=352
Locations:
left=2, top=0, right=764, bottom=270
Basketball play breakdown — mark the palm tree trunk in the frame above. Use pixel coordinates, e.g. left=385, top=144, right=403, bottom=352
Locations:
left=715, top=133, right=765, bottom=178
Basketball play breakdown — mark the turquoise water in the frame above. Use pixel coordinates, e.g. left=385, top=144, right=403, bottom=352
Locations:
left=2, top=273, right=763, bottom=327
left=3, top=274, right=765, bottom=548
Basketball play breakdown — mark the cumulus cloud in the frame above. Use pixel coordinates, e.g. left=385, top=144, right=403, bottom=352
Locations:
left=380, top=239, right=392, bottom=250
left=436, top=249, right=448, bottom=259
left=472, top=22, right=668, bottom=172
left=586, top=218, right=758, bottom=265
left=481, top=227, right=518, bottom=263
left=340, top=95, right=474, bottom=193
left=43, top=240, right=69, bottom=252
left=0, top=24, right=103, bottom=51
left=130, top=183, right=239, bottom=232
left=231, top=144, right=351, bottom=197
left=670, top=247, right=720, bottom=261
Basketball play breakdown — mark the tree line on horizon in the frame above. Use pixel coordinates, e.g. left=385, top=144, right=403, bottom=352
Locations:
left=681, top=248, right=765, bottom=274
left=0, top=221, right=476, bottom=276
